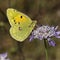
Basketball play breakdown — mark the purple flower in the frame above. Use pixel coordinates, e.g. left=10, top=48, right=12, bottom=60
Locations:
left=29, top=25, right=60, bottom=46
left=0, top=52, right=10, bottom=60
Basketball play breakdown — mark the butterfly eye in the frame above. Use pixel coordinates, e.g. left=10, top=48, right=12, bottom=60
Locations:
left=20, top=16, right=22, bottom=18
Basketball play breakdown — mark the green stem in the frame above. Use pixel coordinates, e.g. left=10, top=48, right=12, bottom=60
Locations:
left=17, top=42, right=25, bottom=60
left=44, top=39, right=48, bottom=60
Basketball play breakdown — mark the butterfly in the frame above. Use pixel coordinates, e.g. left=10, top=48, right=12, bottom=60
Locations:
left=7, top=8, right=37, bottom=42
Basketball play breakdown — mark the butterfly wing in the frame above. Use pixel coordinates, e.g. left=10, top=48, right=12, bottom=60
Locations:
left=10, top=21, right=36, bottom=42
left=7, top=8, right=37, bottom=42
left=7, top=8, right=32, bottom=27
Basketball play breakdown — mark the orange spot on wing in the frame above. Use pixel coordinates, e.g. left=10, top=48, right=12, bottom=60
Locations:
left=14, top=15, right=26, bottom=23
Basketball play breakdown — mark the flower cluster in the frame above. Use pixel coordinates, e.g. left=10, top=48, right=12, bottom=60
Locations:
left=29, top=25, right=60, bottom=46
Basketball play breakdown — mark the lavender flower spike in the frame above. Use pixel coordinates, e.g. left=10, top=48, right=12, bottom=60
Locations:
left=29, top=25, right=60, bottom=46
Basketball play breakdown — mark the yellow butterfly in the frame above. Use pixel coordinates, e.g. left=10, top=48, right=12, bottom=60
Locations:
left=7, top=8, right=37, bottom=42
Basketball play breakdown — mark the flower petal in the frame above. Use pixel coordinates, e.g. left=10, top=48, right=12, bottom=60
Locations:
left=0, top=52, right=10, bottom=60
left=38, top=36, right=43, bottom=40
left=55, top=31, right=60, bottom=38
left=55, top=26, right=58, bottom=30
left=56, top=31, right=60, bottom=35
left=29, top=35, right=34, bottom=41
left=0, top=52, right=7, bottom=58
left=47, top=38, right=56, bottom=46
left=55, top=36, right=60, bottom=38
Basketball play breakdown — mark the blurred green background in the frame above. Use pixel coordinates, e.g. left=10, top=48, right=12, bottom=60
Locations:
left=0, top=0, right=60, bottom=60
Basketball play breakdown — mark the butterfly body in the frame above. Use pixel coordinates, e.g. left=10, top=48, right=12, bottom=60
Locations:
left=7, top=8, right=37, bottom=42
